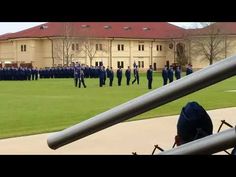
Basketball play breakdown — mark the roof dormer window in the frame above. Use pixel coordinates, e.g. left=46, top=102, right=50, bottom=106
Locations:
left=123, top=26, right=131, bottom=30
left=81, top=24, right=90, bottom=28
left=40, top=25, right=48, bottom=29
left=104, top=25, right=112, bottom=29
left=143, top=27, right=150, bottom=31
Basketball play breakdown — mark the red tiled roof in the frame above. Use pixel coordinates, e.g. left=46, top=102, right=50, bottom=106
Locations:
left=0, top=22, right=186, bottom=40
left=0, top=33, right=13, bottom=38
left=186, top=22, right=236, bottom=36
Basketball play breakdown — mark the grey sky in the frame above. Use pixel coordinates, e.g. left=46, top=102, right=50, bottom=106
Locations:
left=0, top=22, right=46, bottom=35
left=169, top=22, right=205, bottom=28
left=0, top=22, right=206, bottom=35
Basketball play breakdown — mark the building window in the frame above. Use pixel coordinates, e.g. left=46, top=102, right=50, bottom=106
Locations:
left=123, top=26, right=131, bottom=30
left=117, top=61, right=124, bottom=68
left=138, top=61, right=144, bottom=68
left=21, top=45, right=26, bottom=52
left=95, top=61, right=103, bottom=66
left=104, top=25, right=112, bottom=29
left=143, top=27, right=150, bottom=31
left=81, top=24, right=90, bottom=28
left=72, top=43, right=79, bottom=51
left=118, top=44, right=124, bottom=51
left=157, top=45, right=163, bottom=51
left=138, top=44, right=144, bottom=51
left=96, top=44, right=103, bottom=51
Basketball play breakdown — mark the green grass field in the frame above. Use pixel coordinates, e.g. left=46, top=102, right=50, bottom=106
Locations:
left=0, top=73, right=236, bottom=139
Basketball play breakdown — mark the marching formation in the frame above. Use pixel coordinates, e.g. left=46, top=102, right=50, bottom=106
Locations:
left=0, top=67, right=39, bottom=81
left=0, top=62, right=193, bottom=90
left=73, top=62, right=193, bottom=89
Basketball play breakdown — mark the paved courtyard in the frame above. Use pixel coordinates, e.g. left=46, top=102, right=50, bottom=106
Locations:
left=0, top=107, right=235, bottom=155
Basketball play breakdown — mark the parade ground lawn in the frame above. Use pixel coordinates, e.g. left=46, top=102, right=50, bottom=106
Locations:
left=0, top=73, right=236, bottom=139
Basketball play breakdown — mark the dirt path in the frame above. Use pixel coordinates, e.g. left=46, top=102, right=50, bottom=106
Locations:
left=0, top=107, right=235, bottom=155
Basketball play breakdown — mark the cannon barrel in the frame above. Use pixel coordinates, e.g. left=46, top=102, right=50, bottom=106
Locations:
left=158, top=127, right=236, bottom=155
left=47, top=56, right=236, bottom=150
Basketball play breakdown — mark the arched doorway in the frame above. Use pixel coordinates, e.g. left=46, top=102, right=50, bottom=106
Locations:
left=176, top=43, right=187, bottom=66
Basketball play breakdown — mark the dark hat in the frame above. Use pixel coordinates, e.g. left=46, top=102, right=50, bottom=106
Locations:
left=177, top=102, right=213, bottom=144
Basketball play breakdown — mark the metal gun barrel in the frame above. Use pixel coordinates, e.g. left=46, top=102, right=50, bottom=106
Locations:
left=47, top=56, right=236, bottom=150
left=158, top=127, right=236, bottom=155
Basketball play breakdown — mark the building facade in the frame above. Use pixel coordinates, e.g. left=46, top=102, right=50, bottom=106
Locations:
left=1, top=22, right=236, bottom=70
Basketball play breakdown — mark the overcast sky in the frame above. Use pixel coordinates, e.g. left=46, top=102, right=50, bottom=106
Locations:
left=0, top=22, right=46, bottom=35
left=0, top=22, right=205, bottom=35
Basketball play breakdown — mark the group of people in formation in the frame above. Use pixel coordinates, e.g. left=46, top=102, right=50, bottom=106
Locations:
left=73, top=62, right=141, bottom=89
left=73, top=62, right=193, bottom=90
left=161, top=64, right=193, bottom=86
left=0, top=67, right=39, bottom=81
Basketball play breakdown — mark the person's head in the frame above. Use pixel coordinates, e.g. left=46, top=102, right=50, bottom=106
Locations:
left=149, top=65, right=152, bottom=69
left=176, top=102, right=213, bottom=146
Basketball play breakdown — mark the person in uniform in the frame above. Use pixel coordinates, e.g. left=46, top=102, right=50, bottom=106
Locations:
left=175, top=66, right=181, bottom=80
left=106, top=66, right=110, bottom=81
left=125, top=66, right=131, bottom=86
left=73, top=65, right=79, bottom=87
left=78, top=69, right=86, bottom=88
left=99, top=66, right=104, bottom=87
left=133, top=61, right=137, bottom=73
left=162, top=65, right=168, bottom=86
left=132, top=66, right=139, bottom=85
left=168, top=66, right=174, bottom=83
left=147, top=65, right=153, bottom=89
left=103, top=66, right=106, bottom=85
left=27, top=67, right=32, bottom=81
left=117, top=66, right=123, bottom=86
left=186, top=64, right=193, bottom=76
left=0, top=67, right=2, bottom=81
left=109, top=67, right=114, bottom=87
left=35, top=67, right=39, bottom=80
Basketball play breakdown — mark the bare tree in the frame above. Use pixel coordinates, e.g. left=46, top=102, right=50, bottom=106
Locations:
left=79, top=38, right=108, bottom=66
left=80, top=38, right=97, bottom=66
left=54, top=23, right=75, bottom=66
left=191, top=22, right=228, bottom=65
